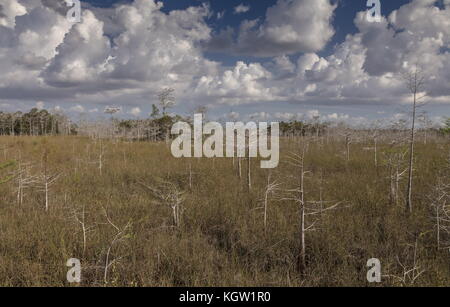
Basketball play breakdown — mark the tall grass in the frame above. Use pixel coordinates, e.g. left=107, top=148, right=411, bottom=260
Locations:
left=0, top=135, right=448, bottom=286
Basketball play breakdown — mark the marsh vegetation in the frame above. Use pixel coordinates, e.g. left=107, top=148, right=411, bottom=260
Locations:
left=0, top=128, right=448, bottom=286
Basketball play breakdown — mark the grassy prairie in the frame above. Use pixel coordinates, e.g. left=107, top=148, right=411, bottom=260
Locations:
left=0, top=135, right=448, bottom=286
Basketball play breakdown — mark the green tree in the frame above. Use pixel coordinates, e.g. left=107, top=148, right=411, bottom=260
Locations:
left=150, top=104, right=160, bottom=119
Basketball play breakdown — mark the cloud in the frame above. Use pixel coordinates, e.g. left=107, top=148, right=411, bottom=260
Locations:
left=271, top=110, right=351, bottom=122
left=0, top=5, right=5, bottom=18
left=42, top=9, right=112, bottom=86
left=129, top=107, right=141, bottom=116
left=193, top=61, right=273, bottom=104
left=70, top=105, right=85, bottom=113
left=208, top=0, right=336, bottom=57
left=248, top=112, right=270, bottom=121
left=234, top=4, right=250, bottom=14
left=0, top=0, right=27, bottom=28
left=274, top=112, right=302, bottom=121
left=326, top=113, right=349, bottom=121
left=352, top=1, right=450, bottom=98
left=36, top=101, right=45, bottom=110
left=0, top=0, right=448, bottom=119
left=227, top=111, right=240, bottom=120
left=41, top=0, right=70, bottom=16
left=0, top=0, right=218, bottom=100
left=239, top=110, right=363, bottom=126
left=306, top=110, right=320, bottom=119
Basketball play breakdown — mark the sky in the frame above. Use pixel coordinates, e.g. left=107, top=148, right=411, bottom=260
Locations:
left=0, top=0, right=449, bottom=126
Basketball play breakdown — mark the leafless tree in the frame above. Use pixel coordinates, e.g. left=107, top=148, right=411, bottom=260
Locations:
left=383, top=148, right=408, bottom=206
left=368, top=120, right=383, bottom=168
left=247, top=156, right=251, bottom=191
left=402, top=66, right=427, bottom=213
left=146, top=125, right=161, bottom=142
left=282, top=143, right=341, bottom=276
left=428, top=157, right=450, bottom=250
left=312, top=115, right=321, bottom=140
left=39, top=149, right=61, bottom=211
left=417, top=111, right=434, bottom=145
left=14, top=159, right=38, bottom=206
left=82, top=140, right=107, bottom=175
left=70, top=203, right=95, bottom=257
left=187, top=161, right=195, bottom=190
left=340, top=130, right=354, bottom=162
left=104, top=107, right=122, bottom=139
left=259, top=172, right=281, bottom=233
left=287, top=143, right=309, bottom=275
left=237, top=157, right=242, bottom=179
left=246, top=134, right=257, bottom=190
left=384, top=236, right=426, bottom=286
left=158, top=88, right=175, bottom=115
left=101, top=206, right=132, bottom=285
left=98, top=140, right=106, bottom=176
left=140, top=179, right=185, bottom=227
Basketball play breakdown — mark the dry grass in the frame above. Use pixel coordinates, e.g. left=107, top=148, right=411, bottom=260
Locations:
left=0, top=135, right=448, bottom=286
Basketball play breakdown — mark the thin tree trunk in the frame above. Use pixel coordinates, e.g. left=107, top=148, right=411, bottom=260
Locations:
left=299, top=157, right=306, bottom=276
left=45, top=182, right=49, bottom=212
left=297, top=145, right=307, bottom=276
left=247, top=157, right=251, bottom=190
left=406, top=91, right=417, bottom=214
left=264, top=188, right=268, bottom=232
left=437, top=206, right=440, bottom=249
left=374, top=137, right=378, bottom=167
left=189, top=162, right=192, bottom=189
left=238, top=158, right=242, bottom=179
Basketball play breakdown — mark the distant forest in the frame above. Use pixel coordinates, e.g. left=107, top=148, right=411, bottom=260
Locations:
left=1, top=107, right=449, bottom=139
left=0, top=108, right=74, bottom=136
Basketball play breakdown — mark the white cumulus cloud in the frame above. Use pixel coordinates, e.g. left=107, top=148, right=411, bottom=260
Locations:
left=234, top=4, right=250, bottom=14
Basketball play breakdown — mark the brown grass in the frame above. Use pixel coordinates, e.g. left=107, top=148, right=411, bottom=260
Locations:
left=0, top=135, right=448, bottom=286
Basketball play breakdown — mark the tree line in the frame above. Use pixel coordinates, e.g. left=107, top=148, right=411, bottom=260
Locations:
left=0, top=108, right=75, bottom=136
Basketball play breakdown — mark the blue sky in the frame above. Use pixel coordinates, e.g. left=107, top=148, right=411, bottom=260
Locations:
left=0, top=0, right=449, bottom=125
left=83, top=0, right=413, bottom=61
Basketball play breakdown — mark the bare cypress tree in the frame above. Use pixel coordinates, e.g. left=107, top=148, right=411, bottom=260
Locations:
left=403, top=66, right=426, bottom=214
left=337, top=125, right=354, bottom=162
left=260, top=171, right=281, bottom=233
left=282, top=143, right=341, bottom=277
left=39, top=149, right=60, bottom=212
left=102, top=206, right=132, bottom=285
left=417, top=111, right=433, bottom=145
left=428, top=155, right=450, bottom=250
left=14, top=159, right=38, bottom=206
left=369, top=120, right=382, bottom=168
left=139, top=179, right=185, bottom=227
left=71, top=203, right=95, bottom=257
left=157, top=88, right=175, bottom=115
